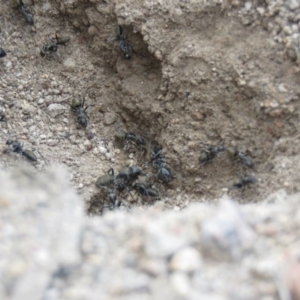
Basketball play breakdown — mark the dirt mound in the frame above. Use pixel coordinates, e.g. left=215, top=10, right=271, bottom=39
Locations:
left=1, top=0, right=300, bottom=212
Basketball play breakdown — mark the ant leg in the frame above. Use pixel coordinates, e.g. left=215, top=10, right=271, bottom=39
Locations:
left=128, top=190, right=135, bottom=201
left=108, top=168, right=115, bottom=177
left=53, top=52, right=62, bottom=63
left=33, top=148, right=48, bottom=165
left=81, top=96, right=85, bottom=108
left=68, top=103, right=77, bottom=113
left=145, top=189, right=150, bottom=197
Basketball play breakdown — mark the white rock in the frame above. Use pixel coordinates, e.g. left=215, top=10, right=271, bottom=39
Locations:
left=47, top=103, right=66, bottom=111
left=244, top=2, right=252, bottom=10
left=47, top=103, right=66, bottom=117
left=170, top=272, right=191, bottom=297
left=278, top=84, right=288, bottom=93
left=63, top=57, right=76, bottom=69
left=283, top=25, right=293, bottom=35
left=292, top=24, right=299, bottom=33
left=173, top=206, right=180, bottom=212
left=104, top=112, right=117, bottom=125
left=288, top=0, right=299, bottom=10
left=83, top=140, right=91, bottom=147
left=6, top=61, right=12, bottom=68
left=98, top=146, right=107, bottom=154
left=256, top=7, right=265, bottom=16
left=93, top=148, right=99, bottom=155
left=51, top=81, right=58, bottom=87
left=105, top=152, right=113, bottom=160
left=47, top=139, right=58, bottom=146
left=169, top=247, right=202, bottom=272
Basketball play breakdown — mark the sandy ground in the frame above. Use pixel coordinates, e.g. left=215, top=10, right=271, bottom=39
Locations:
left=1, top=0, right=300, bottom=214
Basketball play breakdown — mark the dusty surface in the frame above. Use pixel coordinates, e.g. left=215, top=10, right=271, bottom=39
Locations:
left=1, top=0, right=300, bottom=212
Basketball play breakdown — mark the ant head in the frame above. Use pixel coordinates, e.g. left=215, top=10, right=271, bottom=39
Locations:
left=0, top=48, right=6, bottom=58
left=6, top=139, right=13, bottom=145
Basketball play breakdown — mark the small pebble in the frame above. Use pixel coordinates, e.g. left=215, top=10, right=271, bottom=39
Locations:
left=104, top=112, right=117, bottom=125
left=169, top=247, right=202, bottom=272
left=83, top=140, right=91, bottom=147
left=278, top=84, right=287, bottom=93
left=93, top=148, right=99, bottom=155
left=98, top=146, right=107, bottom=154
left=105, top=152, right=113, bottom=160
left=47, top=139, right=58, bottom=146
left=173, top=206, right=181, bottom=212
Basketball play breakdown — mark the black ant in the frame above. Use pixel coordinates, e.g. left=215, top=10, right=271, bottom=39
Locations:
left=19, top=0, right=34, bottom=25
left=199, top=144, right=225, bottom=165
left=132, top=182, right=159, bottom=198
left=0, top=110, right=7, bottom=123
left=109, top=25, right=133, bottom=59
left=40, top=35, right=70, bottom=58
left=115, top=130, right=147, bottom=148
left=150, top=146, right=175, bottom=183
left=6, top=139, right=38, bottom=162
left=116, top=25, right=133, bottom=59
left=96, top=168, right=115, bottom=188
left=70, top=97, right=89, bottom=128
left=231, top=175, right=258, bottom=189
left=227, top=147, right=254, bottom=169
left=0, top=48, right=6, bottom=58
left=115, top=166, right=142, bottom=192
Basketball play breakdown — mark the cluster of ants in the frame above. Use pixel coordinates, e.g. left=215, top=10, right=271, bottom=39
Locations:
left=1, top=1, right=133, bottom=164
left=89, top=134, right=258, bottom=215
left=1, top=2, right=256, bottom=214
left=88, top=130, right=175, bottom=214
left=199, top=144, right=258, bottom=190
left=0, top=2, right=68, bottom=162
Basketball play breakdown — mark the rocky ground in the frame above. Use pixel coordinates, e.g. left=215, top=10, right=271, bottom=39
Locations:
left=1, top=166, right=300, bottom=300
left=1, top=0, right=300, bottom=299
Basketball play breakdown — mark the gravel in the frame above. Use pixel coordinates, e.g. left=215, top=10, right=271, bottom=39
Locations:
left=1, top=166, right=299, bottom=300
